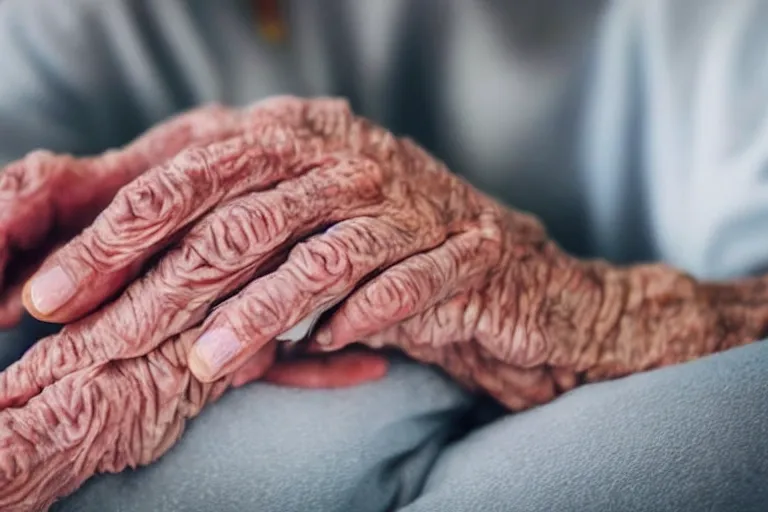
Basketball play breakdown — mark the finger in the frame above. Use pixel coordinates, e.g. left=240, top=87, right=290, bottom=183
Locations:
left=0, top=151, right=116, bottom=304
left=260, top=351, right=389, bottom=388
left=313, top=227, right=502, bottom=351
left=230, top=343, right=277, bottom=388
left=0, top=333, right=209, bottom=510
left=0, top=280, right=25, bottom=329
left=22, top=123, right=323, bottom=323
left=0, top=364, right=110, bottom=511
left=0, top=239, right=65, bottom=328
left=20, top=97, right=359, bottom=324
left=0, top=105, right=239, bottom=294
left=188, top=212, right=446, bottom=382
left=0, top=155, right=385, bottom=407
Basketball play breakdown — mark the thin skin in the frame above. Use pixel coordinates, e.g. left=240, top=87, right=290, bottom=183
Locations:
left=0, top=333, right=384, bottom=511
left=0, top=331, right=228, bottom=512
left=0, top=102, right=277, bottom=327
left=2, top=97, right=768, bottom=509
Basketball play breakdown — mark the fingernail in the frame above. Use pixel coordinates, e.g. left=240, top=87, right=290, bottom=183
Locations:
left=315, top=328, right=332, bottom=346
left=29, top=266, right=76, bottom=315
left=192, top=328, right=242, bottom=378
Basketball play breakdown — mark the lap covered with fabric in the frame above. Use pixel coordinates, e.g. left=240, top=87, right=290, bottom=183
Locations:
left=51, top=355, right=475, bottom=512
left=406, top=341, right=768, bottom=512
left=4, top=318, right=768, bottom=512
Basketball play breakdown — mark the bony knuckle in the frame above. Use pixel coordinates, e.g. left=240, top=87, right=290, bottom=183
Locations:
left=303, top=98, right=354, bottom=139
left=0, top=150, right=62, bottom=197
left=341, top=157, right=385, bottom=199
left=367, top=274, right=419, bottom=319
left=292, top=238, right=353, bottom=284
left=192, top=204, right=269, bottom=265
left=169, top=145, right=221, bottom=192
left=175, top=234, right=221, bottom=278
left=112, top=175, right=176, bottom=232
left=239, top=291, right=284, bottom=334
left=214, top=210, right=253, bottom=260
left=240, top=197, right=287, bottom=247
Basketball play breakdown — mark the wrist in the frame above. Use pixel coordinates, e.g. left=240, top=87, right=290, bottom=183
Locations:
left=550, top=261, right=768, bottom=382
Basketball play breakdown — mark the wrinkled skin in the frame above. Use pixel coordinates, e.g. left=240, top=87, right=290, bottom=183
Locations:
left=0, top=331, right=222, bottom=511
left=3, top=97, right=768, bottom=509
left=0, top=326, right=382, bottom=511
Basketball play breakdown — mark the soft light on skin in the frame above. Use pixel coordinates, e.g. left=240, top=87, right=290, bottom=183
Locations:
left=189, top=295, right=347, bottom=382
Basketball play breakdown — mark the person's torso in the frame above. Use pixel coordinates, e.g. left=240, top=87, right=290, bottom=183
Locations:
left=88, top=0, right=723, bottom=265
left=122, top=0, right=609, bottom=257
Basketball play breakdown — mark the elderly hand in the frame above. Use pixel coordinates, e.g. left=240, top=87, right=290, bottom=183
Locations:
left=0, top=104, right=252, bottom=328
left=0, top=98, right=390, bottom=411
left=0, top=330, right=220, bottom=511
left=4, top=96, right=768, bottom=412
left=0, top=327, right=383, bottom=511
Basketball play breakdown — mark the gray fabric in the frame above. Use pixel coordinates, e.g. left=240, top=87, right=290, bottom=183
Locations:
left=7, top=318, right=756, bottom=512
left=408, top=341, right=768, bottom=512
left=53, top=355, right=475, bottom=512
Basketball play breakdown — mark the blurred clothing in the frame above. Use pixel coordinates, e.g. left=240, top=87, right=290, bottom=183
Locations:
left=1, top=1, right=768, bottom=510
left=2, top=0, right=768, bottom=276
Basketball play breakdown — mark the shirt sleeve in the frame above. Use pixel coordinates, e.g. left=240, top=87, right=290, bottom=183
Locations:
left=582, top=0, right=768, bottom=280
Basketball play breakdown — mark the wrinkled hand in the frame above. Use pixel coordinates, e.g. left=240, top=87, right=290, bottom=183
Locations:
left=0, top=98, right=389, bottom=407
left=0, top=104, right=251, bottom=328
left=0, top=331, right=217, bottom=511
left=0, top=326, right=384, bottom=512
left=4, top=96, right=768, bottom=413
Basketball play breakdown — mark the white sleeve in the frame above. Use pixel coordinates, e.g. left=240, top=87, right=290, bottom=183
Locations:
left=582, top=0, right=768, bottom=279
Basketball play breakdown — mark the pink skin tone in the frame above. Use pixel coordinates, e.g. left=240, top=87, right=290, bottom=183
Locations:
left=2, top=96, right=768, bottom=508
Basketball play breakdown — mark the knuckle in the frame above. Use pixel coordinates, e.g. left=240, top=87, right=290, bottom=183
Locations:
left=309, top=156, right=385, bottom=205
left=330, top=219, right=389, bottom=259
left=365, top=273, right=420, bottom=320
left=180, top=197, right=286, bottom=275
left=237, top=196, right=288, bottom=248
left=104, top=145, right=219, bottom=247
left=341, top=157, right=385, bottom=201
left=235, top=287, right=286, bottom=335
left=168, top=145, right=220, bottom=194
left=290, top=237, right=354, bottom=287
left=209, top=208, right=256, bottom=261
left=113, top=285, right=162, bottom=345
left=168, top=236, right=225, bottom=288
left=239, top=125, right=305, bottom=177
left=302, top=98, right=354, bottom=139
left=109, top=174, right=179, bottom=236
left=0, top=150, right=62, bottom=198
